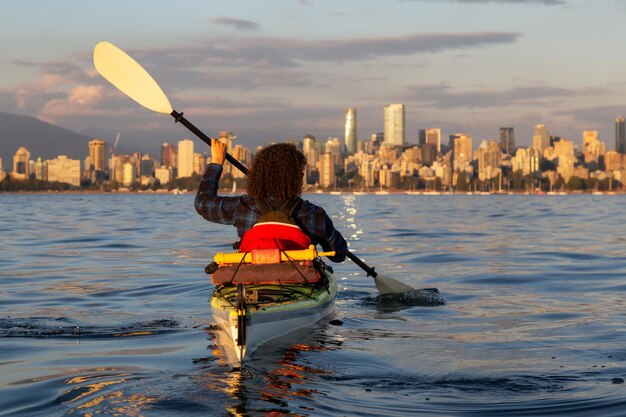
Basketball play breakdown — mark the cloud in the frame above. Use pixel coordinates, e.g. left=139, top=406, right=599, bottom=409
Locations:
left=211, top=17, right=260, bottom=31
left=404, top=82, right=599, bottom=108
left=401, top=0, right=564, bottom=4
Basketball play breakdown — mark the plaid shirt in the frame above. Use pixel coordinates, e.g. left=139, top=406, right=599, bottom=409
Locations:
left=194, top=164, right=347, bottom=263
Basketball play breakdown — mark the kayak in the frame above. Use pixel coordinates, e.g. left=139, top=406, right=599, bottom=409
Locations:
left=209, top=246, right=337, bottom=364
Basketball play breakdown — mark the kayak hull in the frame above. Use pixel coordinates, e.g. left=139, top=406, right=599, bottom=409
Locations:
left=210, top=268, right=336, bottom=363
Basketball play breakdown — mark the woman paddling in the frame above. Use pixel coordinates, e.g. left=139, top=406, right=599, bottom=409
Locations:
left=195, top=139, right=347, bottom=263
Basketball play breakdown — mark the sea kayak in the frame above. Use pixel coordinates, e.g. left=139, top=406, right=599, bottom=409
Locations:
left=209, top=246, right=337, bottom=364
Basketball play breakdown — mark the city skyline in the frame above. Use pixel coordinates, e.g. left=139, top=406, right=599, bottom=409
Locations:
left=1, top=1, right=625, bottom=153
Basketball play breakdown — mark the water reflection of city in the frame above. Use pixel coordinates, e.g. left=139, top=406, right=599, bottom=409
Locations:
left=203, top=323, right=344, bottom=416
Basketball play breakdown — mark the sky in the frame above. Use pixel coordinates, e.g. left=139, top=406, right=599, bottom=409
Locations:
left=1, top=0, right=625, bottom=154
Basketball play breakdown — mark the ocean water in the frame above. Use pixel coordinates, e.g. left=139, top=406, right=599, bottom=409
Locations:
left=1, top=193, right=626, bottom=416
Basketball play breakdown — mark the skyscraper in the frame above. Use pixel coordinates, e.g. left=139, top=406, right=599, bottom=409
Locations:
left=177, top=139, right=194, bottom=178
left=616, top=116, right=625, bottom=153
left=383, top=104, right=405, bottom=146
left=532, top=124, right=550, bottom=154
left=161, top=143, right=177, bottom=169
left=344, top=108, right=357, bottom=155
left=499, top=127, right=515, bottom=155
left=88, top=139, right=106, bottom=172
left=424, top=128, right=441, bottom=152
left=451, top=133, right=472, bottom=171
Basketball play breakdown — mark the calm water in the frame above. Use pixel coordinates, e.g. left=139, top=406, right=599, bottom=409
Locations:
left=2, top=193, right=626, bottom=416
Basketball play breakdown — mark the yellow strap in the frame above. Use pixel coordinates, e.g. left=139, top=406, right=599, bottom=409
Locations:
left=214, top=245, right=336, bottom=265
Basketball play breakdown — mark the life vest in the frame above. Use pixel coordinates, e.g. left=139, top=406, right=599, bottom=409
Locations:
left=239, top=198, right=311, bottom=252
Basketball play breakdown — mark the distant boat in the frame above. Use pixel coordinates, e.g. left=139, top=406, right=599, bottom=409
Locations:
left=423, top=191, right=441, bottom=195
left=374, top=190, right=390, bottom=195
left=329, top=191, right=342, bottom=195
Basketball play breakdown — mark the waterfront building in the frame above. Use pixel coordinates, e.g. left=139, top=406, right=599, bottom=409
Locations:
left=433, top=155, right=453, bottom=188
left=325, top=137, right=342, bottom=168
left=512, top=148, right=540, bottom=176
left=401, top=146, right=421, bottom=165
left=582, top=130, right=606, bottom=166
left=177, top=139, right=194, bottom=178
left=155, top=166, right=172, bottom=186
left=193, top=153, right=205, bottom=175
left=616, top=116, right=625, bottom=153
left=421, top=143, right=437, bottom=167
left=219, top=131, right=235, bottom=154
left=11, top=147, right=31, bottom=181
left=0, top=157, right=5, bottom=182
left=424, top=128, right=442, bottom=152
left=303, top=134, right=316, bottom=154
left=317, top=153, right=335, bottom=188
left=88, top=139, right=106, bottom=172
left=499, top=127, right=515, bottom=155
left=34, top=157, right=46, bottom=181
left=344, top=108, right=357, bottom=155
left=532, top=124, right=550, bottom=154
left=304, top=147, right=320, bottom=170
left=605, top=150, right=624, bottom=171
left=545, top=139, right=576, bottom=182
left=111, top=155, right=131, bottom=183
left=122, top=162, right=136, bottom=186
left=47, top=155, right=81, bottom=186
left=383, top=104, right=405, bottom=146
left=378, top=144, right=400, bottom=165
left=476, top=140, right=502, bottom=181
left=161, top=143, right=177, bottom=169
left=140, top=154, right=155, bottom=177
left=451, top=133, right=472, bottom=171
left=231, top=144, right=252, bottom=179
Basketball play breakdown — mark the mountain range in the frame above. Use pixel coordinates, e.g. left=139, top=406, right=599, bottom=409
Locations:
left=0, top=112, right=95, bottom=171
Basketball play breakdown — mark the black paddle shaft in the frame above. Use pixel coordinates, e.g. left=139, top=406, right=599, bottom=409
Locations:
left=170, top=109, right=249, bottom=175
left=346, top=251, right=377, bottom=277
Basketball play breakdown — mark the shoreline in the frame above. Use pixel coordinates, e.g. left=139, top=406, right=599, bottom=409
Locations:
left=1, top=189, right=625, bottom=196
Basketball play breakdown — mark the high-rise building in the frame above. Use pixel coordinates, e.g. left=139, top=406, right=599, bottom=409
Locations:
left=616, top=116, right=625, bottom=153
left=582, top=130, right=605, bottom=165
left=193, top=153, right=205, bottom=175
left=325, top=137, right=342, bottom=168
left=47, top=155, right=81, bottom=186
left=344, top=108, right=357, bottom=155
left=421, top=143, right=437, bottom=166
left=532, top=124, right=550, bottom=154
left=383, top=104, right=405, bottom=146
left=477, top=140, right=502, bottom=181
left=88, top=139, right=106, bottom=172
left=499, top=127, right=515, bottom=155
left=122, top=162, right=136, bottom=186
left=140, top=154, right=155, bottom=177
left=161, top=143, right=177, bottom=169
left=111, top=154, right=130, bottom=183
left=12, top=147, right=30, bottom=181
left=303, top=134, right=316, bottom=154
left=34, top=157, right=46, bottom=181
left=317, top=153, right=335, bottom=188
left=451, top=133, right=472, bottom=171
left=177, top=139, right=194, bottom=178
left=424, top=128, right=441, bottom=152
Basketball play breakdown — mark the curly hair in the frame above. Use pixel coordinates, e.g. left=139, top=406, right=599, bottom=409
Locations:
left=247, top=143, right=306, bottom=200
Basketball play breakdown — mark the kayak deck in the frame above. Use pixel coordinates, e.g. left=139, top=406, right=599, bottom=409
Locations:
left=210, top=267, right=336, bottom=364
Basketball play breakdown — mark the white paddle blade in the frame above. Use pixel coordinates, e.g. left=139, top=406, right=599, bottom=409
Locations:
left=374, top=274, right=415, bottom=295
left=94, top=41, right=173, bottom=114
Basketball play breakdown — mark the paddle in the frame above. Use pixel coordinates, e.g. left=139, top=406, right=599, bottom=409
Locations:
left=93, top=41, right=418, bottom=295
